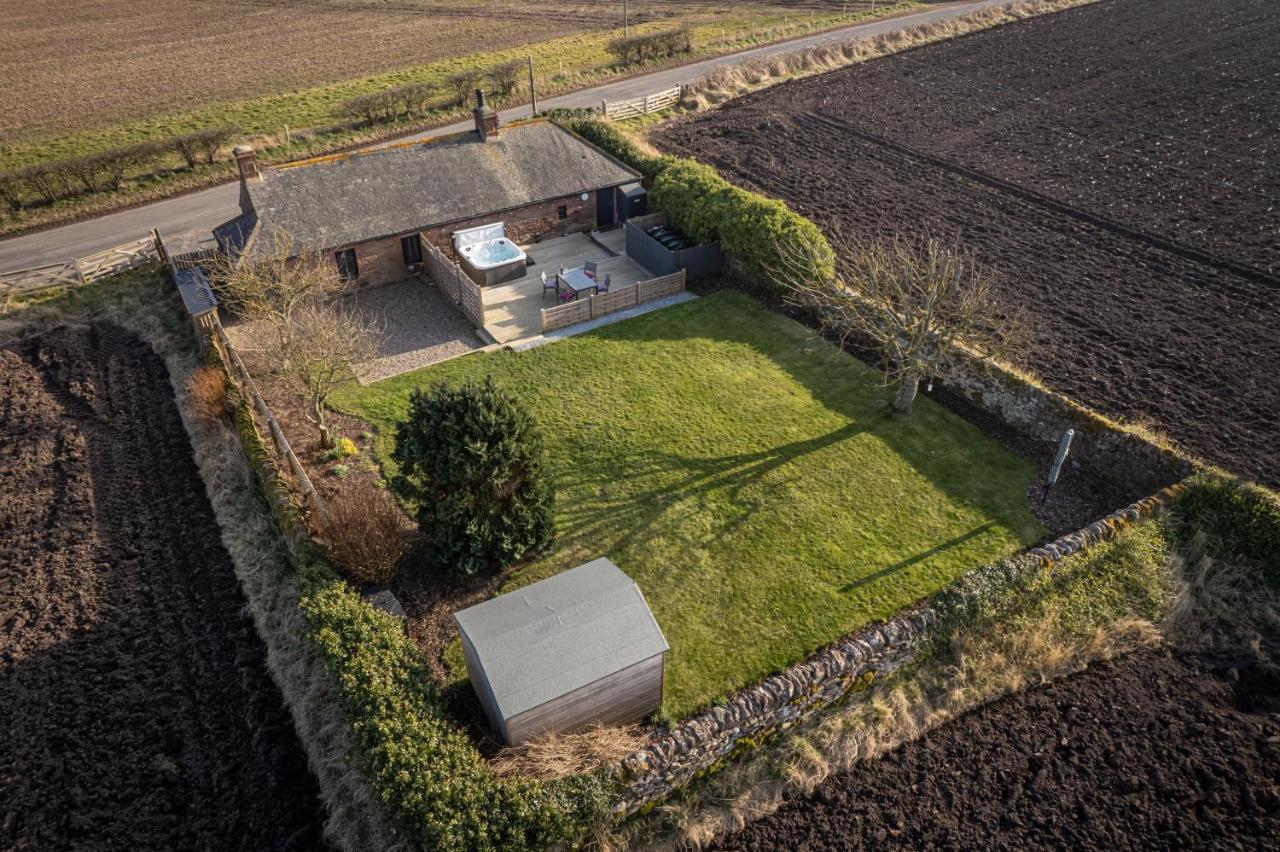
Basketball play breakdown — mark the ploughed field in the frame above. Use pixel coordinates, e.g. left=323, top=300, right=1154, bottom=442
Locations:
left=714, top=646, right=1280, bottom=850
left=0, top=325, right=324, bottom=849
left=656, top=0, right=1280, bottom=487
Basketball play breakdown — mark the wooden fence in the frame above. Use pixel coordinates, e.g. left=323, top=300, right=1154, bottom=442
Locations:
left=422, top=240, right=486, bottom=327
left=541, top=270, right=685, bottom=333
left=209, top=317, right=329, bottom=522
left=602, top=86, right=682, bottom=120
left=0, top=235, right=158, bottom=294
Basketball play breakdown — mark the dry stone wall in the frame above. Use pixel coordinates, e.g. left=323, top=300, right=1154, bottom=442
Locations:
left=613, top=483, right=1185, bottom=815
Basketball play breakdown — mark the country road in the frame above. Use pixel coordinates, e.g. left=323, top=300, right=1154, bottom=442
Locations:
left=0, top=0, right=1008, bottom=273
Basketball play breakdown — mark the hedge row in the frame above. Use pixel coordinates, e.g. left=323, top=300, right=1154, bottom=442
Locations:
left=606, top=27, right=694, bottom=66
left=553, top=116, right=835, bottom=291
left=650, top=158, right=836, bottom=290
left=0, top=127, right=237, bottom=210
left=218, top=346, right=611, bottom=850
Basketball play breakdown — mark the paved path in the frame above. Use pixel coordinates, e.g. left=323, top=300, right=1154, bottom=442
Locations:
left=0, top=0, right=1008, bottom=272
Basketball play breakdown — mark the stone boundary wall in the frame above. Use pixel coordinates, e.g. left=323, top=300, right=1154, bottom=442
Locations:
left=938, top=350, right=1193, bottom=495
left=613, top=483, right=1185, bottom=814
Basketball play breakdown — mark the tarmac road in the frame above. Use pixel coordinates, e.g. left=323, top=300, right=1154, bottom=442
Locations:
left=0, top=0, right=1008, bottom=272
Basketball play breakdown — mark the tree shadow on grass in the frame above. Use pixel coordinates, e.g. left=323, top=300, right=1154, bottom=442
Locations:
left=552, top=419, right=872, bottom=561
left=840, top=521, right=999, bottom=592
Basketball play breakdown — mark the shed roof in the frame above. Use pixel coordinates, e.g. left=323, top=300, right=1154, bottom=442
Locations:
left=243, top=120, right=641, bottom=253
left=173, top=267, right=217, bottom=317
left=454, top=558, right=668, bottom=721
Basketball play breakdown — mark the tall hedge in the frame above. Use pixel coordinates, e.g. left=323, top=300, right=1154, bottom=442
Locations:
left=650, top=157, right=836, bottom=290
left=552, top=116, right=836, bottom=292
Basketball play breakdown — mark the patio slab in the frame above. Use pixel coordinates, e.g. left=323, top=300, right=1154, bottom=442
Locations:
left=483, top=232, right=654, bottom=343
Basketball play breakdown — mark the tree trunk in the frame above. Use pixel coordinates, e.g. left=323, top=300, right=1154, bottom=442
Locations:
left=893, top=373, right=920, bottom=414
left=313, top=398, right=333, bottom=449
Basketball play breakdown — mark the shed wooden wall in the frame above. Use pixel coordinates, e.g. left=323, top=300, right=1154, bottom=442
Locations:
left=460, top=633, right=507, bottom=742
left=504, top=654, right=664, bottom=746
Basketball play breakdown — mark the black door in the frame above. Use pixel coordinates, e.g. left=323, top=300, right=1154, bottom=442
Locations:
left=335, top=248, right=358, bottom=282
left=596, top=188, right=615, bottom=229
left=401, top=234, right=423, bottom=265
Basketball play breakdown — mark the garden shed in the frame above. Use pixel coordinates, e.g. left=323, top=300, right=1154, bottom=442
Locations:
left=454, top=558, right=668, bottom=745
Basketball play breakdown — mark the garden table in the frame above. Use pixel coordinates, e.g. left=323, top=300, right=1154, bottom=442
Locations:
left=558, top=268, right=598, bottom=297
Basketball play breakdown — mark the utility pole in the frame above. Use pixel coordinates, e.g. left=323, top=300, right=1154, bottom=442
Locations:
left=624, top=0, right=629, bottom=38
left=528, top=56, right=537, bottom=115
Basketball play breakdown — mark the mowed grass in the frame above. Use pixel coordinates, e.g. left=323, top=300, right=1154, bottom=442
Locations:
left=333, top=292, right=1045, bottom=719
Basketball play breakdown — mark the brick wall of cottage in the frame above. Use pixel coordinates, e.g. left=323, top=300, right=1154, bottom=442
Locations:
left=333, top=191, right=602, bottom=289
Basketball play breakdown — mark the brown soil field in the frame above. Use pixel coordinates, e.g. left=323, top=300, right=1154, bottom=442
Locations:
left=656, top=0, right=1280, bottom=487
left=0, top=324, right=325, bottom=849
left=0, top=0, right=835, bottom=143
left=714, top=646, right=1280, bottom=850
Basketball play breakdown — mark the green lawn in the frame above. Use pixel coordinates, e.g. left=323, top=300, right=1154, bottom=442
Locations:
left=333, top=292, right=1045, bottom=719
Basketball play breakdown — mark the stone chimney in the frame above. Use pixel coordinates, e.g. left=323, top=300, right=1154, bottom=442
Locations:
left=473, top=89, right=500, bottom=141
left=233, top=144, right=261, bottom=214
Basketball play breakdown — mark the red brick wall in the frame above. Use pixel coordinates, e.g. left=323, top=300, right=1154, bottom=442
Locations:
left=423, top=191, right=599, bottom=259
left=334, top=190, right=603, bottom=289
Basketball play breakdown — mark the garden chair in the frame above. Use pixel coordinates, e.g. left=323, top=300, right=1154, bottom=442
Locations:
left=583, top=260, right=598, bottom=280
left=557, top=277, right=577, bottom=302
left=596, top=274, right=611, bottom=294
left=541, top=271, right=557, bottom=300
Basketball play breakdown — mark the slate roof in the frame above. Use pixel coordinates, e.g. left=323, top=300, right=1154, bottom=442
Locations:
left=454, top=558, right=669, bottom=721
left=242, top=121, right=641, bottom=253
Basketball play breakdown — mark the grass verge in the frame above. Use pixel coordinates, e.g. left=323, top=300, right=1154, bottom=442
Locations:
left=0, top=5, right=917, bottom=239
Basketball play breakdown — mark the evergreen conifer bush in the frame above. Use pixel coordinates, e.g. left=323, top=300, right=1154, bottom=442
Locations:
left=392, top=377, right=554, bottom=577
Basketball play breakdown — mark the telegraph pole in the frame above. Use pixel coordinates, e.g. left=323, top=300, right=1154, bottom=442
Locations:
left=528, top=56, right=537, bottom=115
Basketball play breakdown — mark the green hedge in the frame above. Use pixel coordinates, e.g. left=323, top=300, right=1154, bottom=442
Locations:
left=219, top=347, right=611, bottom=851
left=551, top=116, right=835, bottom=292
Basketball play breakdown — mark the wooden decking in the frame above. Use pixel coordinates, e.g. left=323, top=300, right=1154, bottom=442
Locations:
left=482, top=231, right=652, bottom=343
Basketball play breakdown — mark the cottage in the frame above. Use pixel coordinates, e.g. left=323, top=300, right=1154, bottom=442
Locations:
left=454, top=558, right=668, bottom=746
left=215, top=92, right=642, bottom=289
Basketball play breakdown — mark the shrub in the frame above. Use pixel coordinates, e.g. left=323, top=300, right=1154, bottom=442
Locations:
left=390, top=81, right=439, bottom=117
left=490, top=59, right=524, bottom=95
left=606, top=27, right=693, bottom=66
left=342, top=90, right=400, bottom=125
left=651, top=157, right=836, bottom=290
left=392, top=376, right=554, bottom=577
left=316, top=480, right=407, bottom=585
left=185, top=365, right=229, bottom=421
left=0, top=169, right=23, bottom=210
left=446, top=69, right=483, bottom=106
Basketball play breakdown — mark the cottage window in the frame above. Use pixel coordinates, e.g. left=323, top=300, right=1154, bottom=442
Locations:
left=335, top=248, right=358, bottom=281
left=401, top=234, right=423, bottom=265
left=557, top=205, right=568, bottom=220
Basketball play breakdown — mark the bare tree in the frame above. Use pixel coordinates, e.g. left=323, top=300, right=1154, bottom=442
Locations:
left=275, top=302, right=379, bottom=448
left=211, top=227, right=345, bottom=361
left=777, top=231, right=1024, bottom=414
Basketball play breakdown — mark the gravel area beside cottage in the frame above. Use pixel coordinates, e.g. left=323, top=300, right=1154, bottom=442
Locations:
left=351, top=279, right=485, bottom=383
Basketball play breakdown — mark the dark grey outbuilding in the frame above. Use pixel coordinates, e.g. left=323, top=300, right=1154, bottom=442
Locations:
left=454, top=558, right=668, bottom=745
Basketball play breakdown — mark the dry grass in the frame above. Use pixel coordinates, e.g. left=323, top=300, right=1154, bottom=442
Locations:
left=621, top=611, right=1161, bottom=851
left=185, top=365, right=229, bottom=422
left=491, top=724, right=648, bottom=782
left=678, top=0, right=1099, bottom=112
left=315, top=480, right=408, bottom=586
left=1163, top=531, right=1280, bottom=666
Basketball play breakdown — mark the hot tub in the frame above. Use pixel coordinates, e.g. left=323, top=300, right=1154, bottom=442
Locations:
left=454, top=223, right=528, bottom=285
